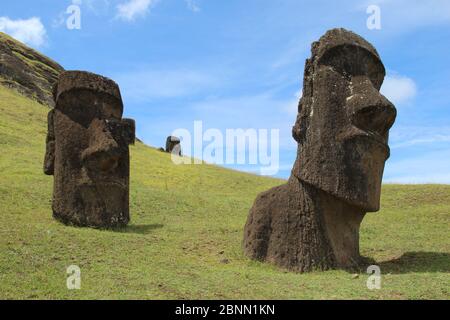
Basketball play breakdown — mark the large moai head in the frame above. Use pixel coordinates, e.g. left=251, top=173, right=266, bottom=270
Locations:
left=292, top=29, right=396, bottom=211
left=44, top=71, right=135, bottom=228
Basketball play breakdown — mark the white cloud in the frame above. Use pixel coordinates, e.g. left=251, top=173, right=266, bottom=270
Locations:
left=116, top=0, right=158, bottom=21
left=185, top=0, right=200, bottom=12
left=52, top=12, right=66, bottom=29
left=389, top=126, right=450, bottom=148
left=381, top=74, right=417, bottom=105
left=84, top=0, right=111, bottom=14
left=0, top=17, right=47, bottom=47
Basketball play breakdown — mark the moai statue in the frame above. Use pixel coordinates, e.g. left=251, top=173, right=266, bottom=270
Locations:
left=44, top=71, right=135, bottom=228
left=165, top=136, right=182, bottom=156
left=243, top=29, right=397, bottom=272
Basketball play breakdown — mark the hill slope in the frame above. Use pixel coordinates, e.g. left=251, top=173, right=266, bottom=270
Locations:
left=0, top=33, right=449, bottom=300
left=0, top=32, right=64, bottom=106
left=0, top=83, right=449, bottom=299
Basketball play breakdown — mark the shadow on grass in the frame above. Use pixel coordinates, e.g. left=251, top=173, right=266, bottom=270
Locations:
left=115, top=224, right=164, bottom=235
left=377, top=251, right=450, bottom=274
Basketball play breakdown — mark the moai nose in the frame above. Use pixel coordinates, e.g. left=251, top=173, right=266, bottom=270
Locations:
left=347, top=76, right=397, bottom=137
left=81, top=119, right=121, bottom=173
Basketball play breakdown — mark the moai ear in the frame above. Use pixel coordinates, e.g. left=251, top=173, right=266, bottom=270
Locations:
left=105, top=118, right=135, bottom=145
left=122, top=118, right=135, bottom=145
left=44, top=109, right=55, bottom=175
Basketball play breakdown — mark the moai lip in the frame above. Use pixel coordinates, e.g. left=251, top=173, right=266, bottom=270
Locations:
left=243, top=28, right=397, bottom=272
left=44, top=71, right=135, bottom=228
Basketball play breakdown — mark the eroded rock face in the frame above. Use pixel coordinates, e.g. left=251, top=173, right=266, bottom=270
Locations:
left=0, top=32, right=64, bottom=106
left=44, top=71, right=135, bottom=228
left=243, top=28, right=396, bottom=272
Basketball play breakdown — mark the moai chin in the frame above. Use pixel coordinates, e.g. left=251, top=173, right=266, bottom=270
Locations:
left=44, top=71, right=135, bottom=228
left=243, top=28, right=397, bottom=272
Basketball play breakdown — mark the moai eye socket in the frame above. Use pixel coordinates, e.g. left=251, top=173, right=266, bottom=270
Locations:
left=318, top=45, right=385, bottom=90
left=121, top=118, right=136, bottom=146
left=105, top=118, right=135, bottom=146
left=100, top=96, right=123, bottom=120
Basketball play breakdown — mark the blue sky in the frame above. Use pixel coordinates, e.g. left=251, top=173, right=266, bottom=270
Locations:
left=1, top=0, right=449, bottom=182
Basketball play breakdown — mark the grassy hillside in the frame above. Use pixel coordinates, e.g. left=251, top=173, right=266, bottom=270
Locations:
left=0, top=32, right=63, bottom=107
left=0, top=84, right=449, bottom=299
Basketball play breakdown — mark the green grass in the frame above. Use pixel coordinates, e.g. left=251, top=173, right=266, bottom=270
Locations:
left=0, top=84, right=449, bottom=300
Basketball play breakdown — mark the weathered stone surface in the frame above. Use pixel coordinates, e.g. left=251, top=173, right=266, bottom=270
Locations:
left=44, top=71, right=135, bottom=228
left=0, top=32, right=64, bottom=106
left=165, top=136, right=182, bottom=155
left=243, top=28, right=396, bottom=272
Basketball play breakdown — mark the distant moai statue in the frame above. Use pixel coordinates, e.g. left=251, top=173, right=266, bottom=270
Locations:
left=243, top=29, right=396, bottom=272
left=44, top=71, right=135, bottom=228
left=166, top=136, right=182, bottom=156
